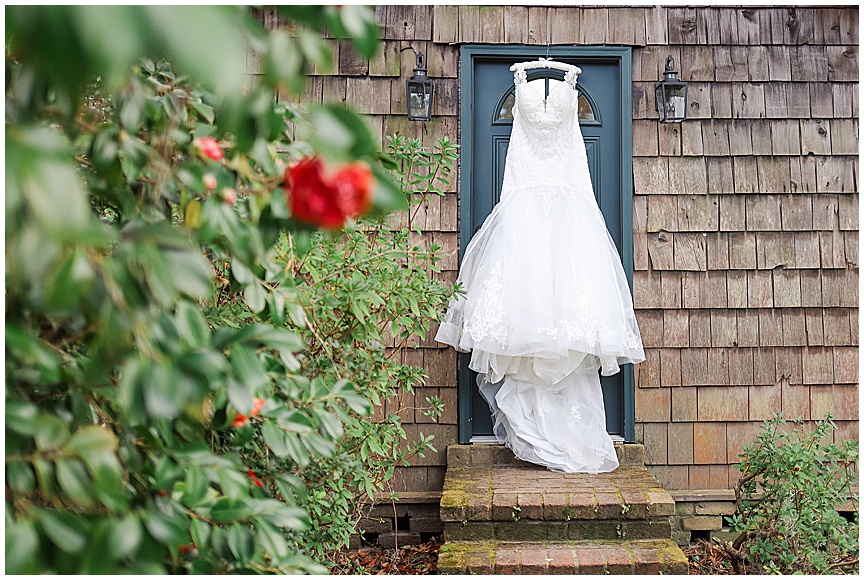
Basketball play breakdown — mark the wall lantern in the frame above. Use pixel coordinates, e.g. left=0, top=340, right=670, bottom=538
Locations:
left=654, top=56, right=688, bottom=123
left=406, top=52, right=434, bottom=121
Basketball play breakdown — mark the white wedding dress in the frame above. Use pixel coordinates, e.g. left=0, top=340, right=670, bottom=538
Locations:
left=435, top=64, right=645, bottom=473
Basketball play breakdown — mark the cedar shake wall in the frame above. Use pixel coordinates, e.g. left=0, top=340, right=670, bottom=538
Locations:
left=263, top=6, right=859, bottom=495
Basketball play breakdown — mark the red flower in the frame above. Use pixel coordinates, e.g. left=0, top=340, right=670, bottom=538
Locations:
left=178, top=544, right=196, bottom=555
left=283, top=157, right=374, bottom=230
left=232, top=397, right=266, bottom=428
left=248, top=469, right=264, bottom=487
left=194, top=137, right=223, bottom=161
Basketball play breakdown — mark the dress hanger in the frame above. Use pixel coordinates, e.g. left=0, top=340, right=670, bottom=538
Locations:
left=509, top=57, right=582, bottom=75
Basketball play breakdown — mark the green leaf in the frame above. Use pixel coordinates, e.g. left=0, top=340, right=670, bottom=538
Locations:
left=370, top=163, right=409, bottom=213
left=63, top=425, right=118, bottom=456
left=91, top=124, right=122, bottom=177
left=348, top=298, right=367, bottom=324
left=312, top=408, right=344, bottom=440
left=260, top=423, right=310, bottom=467
left=118, top=82, right=146, bottom=129
left=302, top=104, right=379, bottom=162
left=182, top=464, right=209, bottom=506
left=165, top=247, right=213, bottom=300
left=210, top=498, right=249, bottom=524
left=296, top=28, right=331, bottom=69
left=282, top=431, right=311, bottom=468
left=6, top=461, right=35, bottom=493
left=330, top=379, right=355, bottom=396
left=81, top=519, right=123, bottom=574
left=226, top=524, right=255, bottom=563
left=5, top=518, right=40, bottom=574
left=56, top=458, right=94, bottom=508
left=143, top=509, right=187, bottom=549
left=338, top=5, right=380, bottom=59
left=110, top=516, right=142, bottom=559
left=252, top=501, right=311, bottom=531
left=243, top=281, right=266, bottom=313
left=34, top=415, right=69, bottom=451
left=229, top=345, right=269, bottom=393
left=177, top=350, right=227, bottom=388
left=268, top=290, right=286, bottom=326
left=5, top=324, right=63, bottom=384
left=175, top=301, right=211, bottom=349
left=44, top=249, right=95, bottom=314
left=309, top=377, right=329, bottom=400
left=301, top=433, right=335, bottom=457
left=36, top=509, right=90, bottom=553
left=32, top=458, right=56, bottom=497
left=5, top=400, right=39, bottom=436
left=258, top=328, right=304, bottom=351
left=216, top=467, right=249, bottom=501
left=143, top=6, right=248, bottom=97
left=287, top=302, right=307, bottom=327
left=231, top=259, right=254, bottom=284
left=141, top=360, right=185, bottom=419
left=7, top=124, right=93, bottom=237
left=190, top=517, right=211, bottom=550
left=340, top=393, right=373, bottom=416
left=260, top=422, right=291, bottom=457
left=189, top=99, right=215, bottom=124
left=281, top=411, right=314, bottom=433
left=255, top=519, right=290, bottom=562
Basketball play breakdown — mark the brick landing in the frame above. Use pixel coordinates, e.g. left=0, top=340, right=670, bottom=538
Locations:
left=438, top=539, right=688, bottom=574
left=438, top=444, right=688, bottom=575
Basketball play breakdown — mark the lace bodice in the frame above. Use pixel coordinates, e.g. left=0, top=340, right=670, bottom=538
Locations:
left=512, top=65, right=579, bottom=137
left=502, top=64, right=593, bottom=198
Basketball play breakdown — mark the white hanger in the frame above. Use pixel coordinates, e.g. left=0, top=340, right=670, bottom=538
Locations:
left=509, top=57, right=581, bottom=75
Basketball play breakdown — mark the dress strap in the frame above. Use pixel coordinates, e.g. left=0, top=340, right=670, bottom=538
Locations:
left=564, top=66, right=579, bottom=89
left=513, top=65, right=527, bottom=86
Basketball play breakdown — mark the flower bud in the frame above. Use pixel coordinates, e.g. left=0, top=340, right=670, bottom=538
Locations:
left=203, top=173, right=217, bottom=191
left=194, top=136, right=223, bottom=162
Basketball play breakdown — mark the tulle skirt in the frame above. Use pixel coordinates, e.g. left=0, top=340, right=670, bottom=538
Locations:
left=436, top=184, right=644, bottom=473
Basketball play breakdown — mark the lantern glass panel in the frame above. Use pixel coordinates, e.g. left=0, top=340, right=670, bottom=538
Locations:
left=408, top=81, right=432, bottom=119
left=664, top=84, right=687, bottom=121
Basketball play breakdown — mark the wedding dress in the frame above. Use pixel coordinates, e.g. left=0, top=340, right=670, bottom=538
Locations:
left=435, top=64, right=645, bottom=473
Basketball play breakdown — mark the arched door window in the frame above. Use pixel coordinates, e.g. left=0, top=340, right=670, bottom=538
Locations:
left=493, top=74, right=600, bottom=125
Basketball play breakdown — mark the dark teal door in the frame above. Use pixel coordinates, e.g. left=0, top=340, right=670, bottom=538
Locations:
left=458, top=46, right=635, bottom=444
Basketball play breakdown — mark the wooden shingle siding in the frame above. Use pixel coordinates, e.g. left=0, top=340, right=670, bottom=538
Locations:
left=623, top=5, right=857, bottom=489
left=268, top=6, right=858, bottom=495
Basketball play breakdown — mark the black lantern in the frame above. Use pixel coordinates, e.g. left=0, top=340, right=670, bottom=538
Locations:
left=406, top=52, right=433, bottom=121
left=654, top=56, right=688, bottom=123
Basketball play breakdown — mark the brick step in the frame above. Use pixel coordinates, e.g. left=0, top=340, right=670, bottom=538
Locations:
left=445, top=517, right=673, bottom=542
left=447, top=443, right=646, bottom=468
left=438, top=539, right=689, bottom=575
left=441, top=465, right=674, bottom=532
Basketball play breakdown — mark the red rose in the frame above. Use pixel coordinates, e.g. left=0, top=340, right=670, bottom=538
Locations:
left=194, top=137, right=223, bottom=161
left=283, top=157, right=374, bottom=230
left=232, top=397, right=266, bottom=428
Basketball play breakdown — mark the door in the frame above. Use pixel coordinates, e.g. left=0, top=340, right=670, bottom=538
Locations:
left=458, top=46, right=635, bottom=444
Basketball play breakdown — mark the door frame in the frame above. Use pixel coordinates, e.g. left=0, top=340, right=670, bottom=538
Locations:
left=457, top=44, right=636, bottom=444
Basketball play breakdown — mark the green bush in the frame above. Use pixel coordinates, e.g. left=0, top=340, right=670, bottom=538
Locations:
left=216, top=135, right=460, bottom=561
left=728, top=414, right=859, bottom=574
left=6, top=6, right=456, bottom=574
